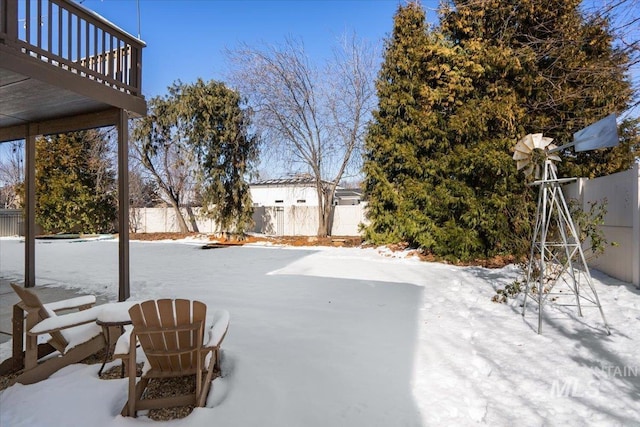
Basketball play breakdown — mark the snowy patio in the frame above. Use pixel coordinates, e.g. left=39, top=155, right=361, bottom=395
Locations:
left=0, top=237, right=639, bottom=426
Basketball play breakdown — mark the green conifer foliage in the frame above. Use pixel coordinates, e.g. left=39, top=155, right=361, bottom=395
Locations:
left=35, top=130, right=116, bottom=234
left=441, top=0, right=634, bottom=178
left=364, top=2, right=529, bottom=259
left=182, top=79, right=259, bottom=234
left=363, top=2, right=435, bottom=246
left=134, top=79, right=258, bottom=234
left=364, top=0, right=634, bottom=261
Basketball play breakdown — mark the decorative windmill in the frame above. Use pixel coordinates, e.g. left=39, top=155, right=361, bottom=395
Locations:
left=513, top=114, right=619, bottom=335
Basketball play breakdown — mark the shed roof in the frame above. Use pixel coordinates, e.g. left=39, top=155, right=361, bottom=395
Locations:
left=251, top=177, right=337, bottom=187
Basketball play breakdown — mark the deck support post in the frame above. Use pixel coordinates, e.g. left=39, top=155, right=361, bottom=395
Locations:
left=117, top=109, right=130, bottom=301
left=25, top=125, right=36, bottom=288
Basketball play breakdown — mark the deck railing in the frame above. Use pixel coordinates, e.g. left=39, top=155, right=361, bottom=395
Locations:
left=0, top=0, right=144, bottom=97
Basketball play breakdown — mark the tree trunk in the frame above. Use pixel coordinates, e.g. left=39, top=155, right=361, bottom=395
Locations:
left=317, top=210, right=328, bottom=237
left=128, top=208, right=140, bottom=233
left=186, top=206, right=200, bottom=233
left=316, top=182, right=328, bottom=237
left=316, top=190, right=334, bottom=237
left=165, top=197, right=189, bottom=233
left=322, top=201, right=333, bottom=237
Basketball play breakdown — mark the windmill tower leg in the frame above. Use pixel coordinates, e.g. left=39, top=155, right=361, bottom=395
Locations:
left=555, top=188, right=583, bottom=317
left=579, top=250, right=611, bottom=335
left=522, top=181, right=545, bottom=316
left=522, top=163, right=552, bottom=334
left=556, top=183, right=610, bottom=334
left=537, top=182, right=549, bottom=334
left=522, top=161, right=610, bottom=335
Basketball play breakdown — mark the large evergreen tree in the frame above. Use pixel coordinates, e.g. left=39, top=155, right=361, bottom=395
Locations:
left=35, top=130, right=116, bottom=233
left=363, top=2, right=432, bottom=245
left=364, top=1, right=531, bottom=259
left=133, top=79, right=258, bottom=234
left=364, top=0, right=635, bottom=261
left=183, top=79, right=259, bottom=233
left=440, top=0, right=635, bottom=178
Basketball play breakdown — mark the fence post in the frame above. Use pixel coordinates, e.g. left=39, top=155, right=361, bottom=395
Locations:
left=633, top=163, right=640, bottom=288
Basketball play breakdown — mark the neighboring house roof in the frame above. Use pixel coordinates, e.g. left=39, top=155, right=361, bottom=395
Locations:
left=334, top=188, right=363, bottom=205
left=251, top=177, right=337, bottom=187
left=335, top=188, right=362, bottom=199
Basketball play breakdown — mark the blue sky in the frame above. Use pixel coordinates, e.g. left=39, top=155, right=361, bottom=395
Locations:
left=80, top=0, right=442, bottom=98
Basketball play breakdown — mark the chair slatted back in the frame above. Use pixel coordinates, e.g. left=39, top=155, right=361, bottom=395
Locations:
left=10, top=283, right=69, bottom=352
left=129, top=299, right=206, bottom=375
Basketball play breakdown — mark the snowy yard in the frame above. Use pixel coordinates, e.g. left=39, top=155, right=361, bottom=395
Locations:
left=0, top=237, right=639, bottom=426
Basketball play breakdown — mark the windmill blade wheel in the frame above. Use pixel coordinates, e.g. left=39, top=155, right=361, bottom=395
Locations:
left=513, top=133, right=561, bottom=179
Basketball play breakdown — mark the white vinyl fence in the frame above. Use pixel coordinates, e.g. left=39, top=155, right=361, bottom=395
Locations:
left=130, top=207, right=220, bottom=234
left=132, top=203, right=369, bottom=237
left=564, top=163, right=640, bottom=287
left=0, top=209, right=23, bottom=236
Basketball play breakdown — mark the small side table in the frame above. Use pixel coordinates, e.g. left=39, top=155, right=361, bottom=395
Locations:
left=96, top=318, right=131, bottom=377
left=95, top=301, right=140, bottom=377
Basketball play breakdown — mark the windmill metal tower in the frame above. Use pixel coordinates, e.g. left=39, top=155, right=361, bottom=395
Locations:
left=513, top=115, right=619, bottom=335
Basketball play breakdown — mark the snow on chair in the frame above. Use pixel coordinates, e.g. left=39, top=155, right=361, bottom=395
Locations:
left=10, top=283, right=105, bottom=385
left=119, top=299, right=229, bottom=417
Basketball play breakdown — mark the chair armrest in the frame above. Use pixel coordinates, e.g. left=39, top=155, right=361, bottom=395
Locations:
left=203, top=310, right=230, bottom=348
left=96, top=301, right=141, bottom=324
left=29, top=305, right=102, bottom=335
left=113, top=325, right=134, bottom=357
left=44, top=295, right=96, bottom=313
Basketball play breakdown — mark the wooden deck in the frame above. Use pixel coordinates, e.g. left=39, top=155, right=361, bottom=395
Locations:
left=0, top=0, right=146, bottom=299
left=0, top=0, right=146, bottom=141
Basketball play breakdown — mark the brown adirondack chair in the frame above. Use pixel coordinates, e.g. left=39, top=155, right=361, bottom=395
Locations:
left=121, top=299, right=229, bottom=417
left=10, top=283, right=106, bottom=384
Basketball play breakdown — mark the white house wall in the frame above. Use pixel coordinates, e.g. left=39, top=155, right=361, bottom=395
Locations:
left=251, top=186, right=320, bottom=207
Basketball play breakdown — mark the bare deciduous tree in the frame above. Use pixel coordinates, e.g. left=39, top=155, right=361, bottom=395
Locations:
left=0, top=140, right=24, bottom=209
left=227, top=34, right=376, bottom=237
left=128, top=166, right=162, bottom=233
left=131, top=102, right=197, bottom=233
left=588, top=0, right=640, bottom=114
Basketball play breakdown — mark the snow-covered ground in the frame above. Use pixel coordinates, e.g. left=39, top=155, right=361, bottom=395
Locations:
left=0, top=237, right=639, bottom=426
